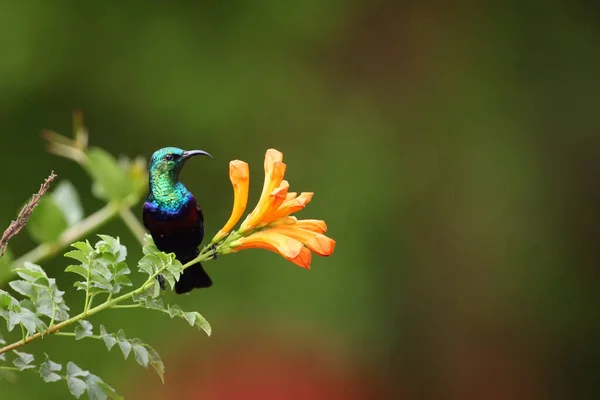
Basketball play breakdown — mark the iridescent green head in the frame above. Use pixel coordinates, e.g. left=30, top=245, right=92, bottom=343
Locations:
left=147, top=147, right=212, bottom=212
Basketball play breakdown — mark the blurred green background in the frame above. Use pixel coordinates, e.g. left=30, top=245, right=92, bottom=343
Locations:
left=1, top=1, right=599, bottom=399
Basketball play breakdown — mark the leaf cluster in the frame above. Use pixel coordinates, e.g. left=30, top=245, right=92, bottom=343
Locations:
left=65, top=235, right=132, bottom=296
left=0, top=262, right=69, bottom=336
left=1, top=351, right=120, bottom=400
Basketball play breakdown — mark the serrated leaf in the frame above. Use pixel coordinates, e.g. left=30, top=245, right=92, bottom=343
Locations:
left=67, top=361, right=88, bottom=377
left=14, top=262, right=48, bottom=283
left=51, top=180, right=84, bottom=226
left=166, top=258, right=183, bottom=275
left=167, top=304, right=182, bottom=318
left=100, top=325, right=117, bottom=351
left=8, top=280, right=34, bottom=297
left=13, top=350, right=36, bottom=371
left=132, top=343, right=149, bottom=368
left=67, top=375, right=87, bottom=398
left=190, top=312, right=211, bottom=336
left=116, top=330, right=132, bottom=359
left=87, top=375, right=123, bottom=400
left=26, top=196, right=69, bottom=243
left=75, top=320, right=93, bottom=340
left=161, top=272, right=177, bottom=290
left=65, top=265, right=89, bottom=279
left=11, top=308, right=46, bottom=334
left=0, top=290, right=18, bottom=309
left=40, top=358, right=63, bottom=382
left=162, top=305, right=211, bottom=336
left=70, top=241, right=94, bottom=255
left=145, top=345, right=165, bottom=383
left=137, top=255, right=158, bottom=276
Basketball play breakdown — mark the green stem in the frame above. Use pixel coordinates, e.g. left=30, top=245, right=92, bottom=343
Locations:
left=54, top=332, right=103, bottom=340
left=82, top=255, right=93, bottom=316
left=0, top=246, right=217, bottom=356
left=3, top=192, right=143, bottom=287
left=2, top=203, right=121, bottom=288
left=0, top=366, right=20, bottom=371
left=110, top=304, right=142, bottom=309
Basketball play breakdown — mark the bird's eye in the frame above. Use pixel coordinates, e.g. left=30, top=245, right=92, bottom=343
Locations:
left=165, top=154, right=173, bottom=161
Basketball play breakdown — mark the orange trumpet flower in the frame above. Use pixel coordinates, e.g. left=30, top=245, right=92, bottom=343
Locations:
left=212, top=160, right=249, bottom=243
left=214, top=148, right=335, bottom=269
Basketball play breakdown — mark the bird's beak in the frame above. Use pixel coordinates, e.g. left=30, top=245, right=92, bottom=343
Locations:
left=182, top=150, right=213, bottom=160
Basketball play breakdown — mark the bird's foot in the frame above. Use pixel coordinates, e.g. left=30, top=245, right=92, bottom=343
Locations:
left=210, top=244, right=218, bottom=260
left=156, top=274, right=166, bottom=290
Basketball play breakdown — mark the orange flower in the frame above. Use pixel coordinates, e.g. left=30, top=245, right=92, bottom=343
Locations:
left=211, top=160, right=249, bottom=243
left=216, top=148, right=335, bottom=269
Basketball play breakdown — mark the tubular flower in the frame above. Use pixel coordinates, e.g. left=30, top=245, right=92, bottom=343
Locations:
left=215, top=148, right=335, bottom=269
left=211, top=160, right=250, bottom=243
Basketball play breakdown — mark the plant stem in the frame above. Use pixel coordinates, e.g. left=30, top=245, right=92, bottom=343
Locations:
left=110, top=304, right=142, bottom=309
left=0, top=247, right=216, bottom=356
left=13, top=202, right=119, bottom=268
left=54, top=332, right=103, bottom=340
left=2, top=194, right=143, bottom=287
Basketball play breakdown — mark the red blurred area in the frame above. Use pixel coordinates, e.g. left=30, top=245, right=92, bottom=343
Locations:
left=129, top=326, right=387, bottom=400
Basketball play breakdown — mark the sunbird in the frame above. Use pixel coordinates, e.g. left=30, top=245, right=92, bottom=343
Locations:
left=142, top=147, right=213, bottom=294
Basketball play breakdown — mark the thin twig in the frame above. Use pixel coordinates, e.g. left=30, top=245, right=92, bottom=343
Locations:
left=0, top=171, right=57, bottom=256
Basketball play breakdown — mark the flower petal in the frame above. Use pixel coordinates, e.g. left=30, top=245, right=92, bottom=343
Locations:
left=293, top=219, right=327, bottom=234
left=212, top=160, right=249, bottom=243
left=288, top=246, right=312, bottom=269
left=285, top=192, right=297, bottom=201
left=270, top=225, right=335, bottom=256
left=240, top=160, right=287, bottom=232
left=230, top=230, right=304, bottom=259
left=261, top=192, right=314, bottom=224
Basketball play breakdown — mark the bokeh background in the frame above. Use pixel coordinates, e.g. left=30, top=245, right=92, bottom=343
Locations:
left=1, top=1, right=599, bottom=399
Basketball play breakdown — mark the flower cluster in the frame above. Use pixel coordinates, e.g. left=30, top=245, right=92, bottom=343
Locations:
left=212, top=149, right=335, bottom=268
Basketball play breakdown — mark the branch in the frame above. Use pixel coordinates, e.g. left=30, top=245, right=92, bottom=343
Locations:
left=0, top=245, right=216, bottom=356
left=0, top=172, right=57, bottom=256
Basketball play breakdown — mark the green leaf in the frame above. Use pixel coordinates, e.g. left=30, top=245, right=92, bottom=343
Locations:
left=40, top=357, right=63, bottom=382
left=13, top=350, right=36, bottom=371
left=85, top=147, right=133, bottom=201
left=66, top=362, right=89, bottom=398
left=13, top=262, right=49, bottom=283
left=142, top=235, right=158, bottom=255
left=86, top=375, right=123, bottom=400
left=96, top=326, right=164, bottom=383
left=116, top=330, right=132, bottom=359
left=7, top=263, right=70, bottom=326
left=65, top=265, right=89, bottom=280
left=9, top=280, right=34, bottom=297
left=75, top=320, right=93, bottom=340
left=100, top=325, right=117, bottom=351
left=0, top=289, right=18, bottom=309
left=132, top=340, right=149, bottom=368
left=26, top=196, right=69, bottom=243
left=51, top=180, right=84, bottom=226
left=10, top=308, right=46, bottom=334
left=145, top=345, right=165, bottom=383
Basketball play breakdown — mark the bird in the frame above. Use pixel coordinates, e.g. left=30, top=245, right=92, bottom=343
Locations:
left=142, top=146, right=213, bottom=294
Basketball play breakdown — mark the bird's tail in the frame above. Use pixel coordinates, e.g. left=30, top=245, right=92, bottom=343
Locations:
left=175, top=262, right=213, bottom=294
